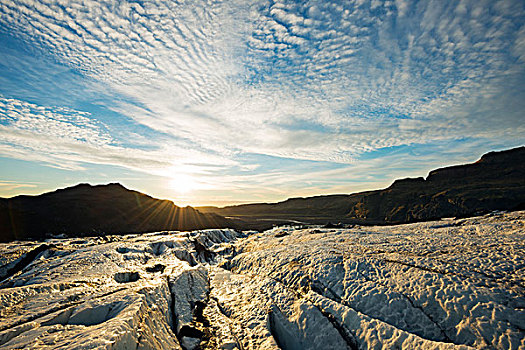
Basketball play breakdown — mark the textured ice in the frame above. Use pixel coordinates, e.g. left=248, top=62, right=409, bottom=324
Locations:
left=0, top=213, right=524, bottom=349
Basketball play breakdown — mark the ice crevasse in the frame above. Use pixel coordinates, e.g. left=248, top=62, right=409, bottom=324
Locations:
left=0, top=212, right=524, bottom=349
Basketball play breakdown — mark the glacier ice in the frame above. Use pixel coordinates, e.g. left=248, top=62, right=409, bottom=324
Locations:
left=0, top=213, right=524, bottom=349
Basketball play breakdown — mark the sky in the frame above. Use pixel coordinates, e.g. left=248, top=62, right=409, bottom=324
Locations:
left=0, top=0, right=524, bottom=207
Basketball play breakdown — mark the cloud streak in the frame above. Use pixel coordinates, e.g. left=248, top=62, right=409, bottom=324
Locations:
left=0, top=97, right=234, bottom=176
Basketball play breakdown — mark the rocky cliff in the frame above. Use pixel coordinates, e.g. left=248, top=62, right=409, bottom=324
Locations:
left=200, top=146, right=525, bottom=225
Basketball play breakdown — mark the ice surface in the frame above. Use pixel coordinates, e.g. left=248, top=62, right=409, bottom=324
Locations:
left=0, top=214, right=523, bottom=349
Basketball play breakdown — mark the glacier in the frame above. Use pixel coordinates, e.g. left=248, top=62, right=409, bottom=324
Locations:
left=0, top=211, right=524, bottom=349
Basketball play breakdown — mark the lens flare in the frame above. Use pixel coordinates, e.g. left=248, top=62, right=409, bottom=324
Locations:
left=169, top=174, right=197, bottom=194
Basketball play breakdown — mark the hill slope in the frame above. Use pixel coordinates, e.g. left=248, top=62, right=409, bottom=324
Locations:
left=199, top=146, right=525, bottom=225
left=0, top=183, right=236, bottom=242
left=1, top=147, right=523, bottom=241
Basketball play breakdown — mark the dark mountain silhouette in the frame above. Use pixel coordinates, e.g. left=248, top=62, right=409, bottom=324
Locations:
left=199, top=146, right=525, bottom=226
left=0, top=183, right=238, bottom=242
left=1, top=147, right=523, bottom=242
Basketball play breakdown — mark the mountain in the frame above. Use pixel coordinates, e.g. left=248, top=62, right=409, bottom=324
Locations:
left=0, top=183, right=237, bottom=242
left=199, top=146, right=525, bottom=226
left=1, top=147, right=523, bottom=242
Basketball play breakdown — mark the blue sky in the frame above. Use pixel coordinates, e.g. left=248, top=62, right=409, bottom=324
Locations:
left=0, top=0, right=524, bottom=206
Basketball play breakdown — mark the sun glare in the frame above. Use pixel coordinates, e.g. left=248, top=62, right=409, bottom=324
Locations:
left=169, top=174, right=198, bottom=194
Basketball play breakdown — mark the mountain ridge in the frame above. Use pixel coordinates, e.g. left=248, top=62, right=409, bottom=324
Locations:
left=0, top=182, right=239, bottom=242
left=198, top=146, right=525, bottom=225
left=1, top=146, right=524, bottom=242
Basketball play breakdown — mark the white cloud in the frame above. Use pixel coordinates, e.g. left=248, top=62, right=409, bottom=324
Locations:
left=0, top=97, right=235, bottom=174
left=0, top=0, right=524, bottom=202
left=0, top=97, right=111, bottom=146
left=0, top=180, right=38, bottom=191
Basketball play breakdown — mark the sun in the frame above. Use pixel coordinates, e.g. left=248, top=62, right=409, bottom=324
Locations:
left=169, top=173, right=198, bottom=194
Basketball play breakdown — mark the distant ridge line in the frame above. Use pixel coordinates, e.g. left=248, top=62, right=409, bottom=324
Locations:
left=198, top=146, right=525, bottom=226
left=1, top=146, right=523, bottom=242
